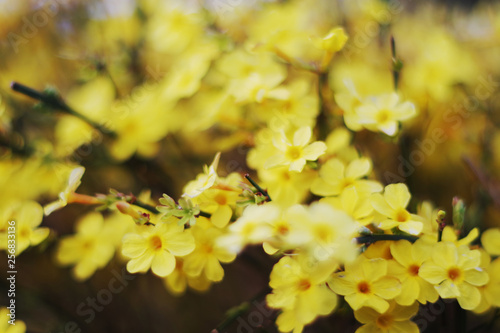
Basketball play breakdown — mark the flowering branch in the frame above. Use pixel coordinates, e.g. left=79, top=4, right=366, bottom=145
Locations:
left=355, top=234, right=419, bottom=244
left=10, top=81, right=116, bottom=137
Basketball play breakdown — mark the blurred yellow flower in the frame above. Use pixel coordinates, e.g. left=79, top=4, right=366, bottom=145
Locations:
left=56, top=212, right=116, bottom=281
left=311, top=157, right=382, bottom=197
left=0, top=201, right=49, bottom=256
left=265, top=127, right=327, bottom=172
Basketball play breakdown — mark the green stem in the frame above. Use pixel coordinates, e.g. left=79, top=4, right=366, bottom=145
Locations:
left=356, top=234, right=418, bottom=244
left=198, top=211, right=212, bottom=218
left=129, top=198, right=211, bottom=218
left=129, top=199, right=160, bottom=214
left=245, top=174, right=271, bottom=202
left=316, top=71, right=331, bottom=141
left=11, top=81, right=116, bottom=137
left=391, top=36, right=403, bottom=91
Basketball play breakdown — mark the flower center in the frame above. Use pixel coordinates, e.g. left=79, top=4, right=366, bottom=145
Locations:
left=214, top=192, right=227, bottom=205
left=149, top=235, right=163, bottom=251
left=341, top=178, right=355, bottom=189
left=394, top=208, right=410, bottom=223
left=297, top=279, right=311, bottom=291
left=376, top=109, right=391, bottom=123
left=408, top=264, right=420, bottom=276
left=286, top=146, right=302, bottom=160
left=315, top=224, right=333, bottom=243
left=201, top=242, right=213, bottom=254
left=448, top=267, right=462, bottom=282
left=275, top=223, right=289, bottom=236
left=357, top=281, right=371, bottom=294
left=376, top=314, right=393, bottom=329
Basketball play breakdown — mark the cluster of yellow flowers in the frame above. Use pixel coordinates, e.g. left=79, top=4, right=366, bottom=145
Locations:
left=2, top=0, right=500, bottom=332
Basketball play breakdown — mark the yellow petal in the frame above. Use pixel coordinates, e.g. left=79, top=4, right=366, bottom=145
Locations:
left=354, top=306, right=380, bottom=324
left=390, top=240, right=414, bottom=267
left=419, top=263, right=447, bottom=284
left=289, top=158, right=306, bottom=172
left=205, top=256, right=224, bottom=281
left=391, top=301, right=420, bottom=320
left=127, top=251, right=154, bottom=273
left=481, top=228, right=500, bottom=256
left=211, top=205, right=232, bottom=228
left=463, top=268, right=489, bottom=286
left=457, top=283, right=481, bottom=310
left=29, top=227, right=50, bottom=245
left=345, top=158, right=371, bottom=179
left=122, top=234, right=148, bottom=258
left=396, top=278, right=420, bottom=306
left=372, top=276, right=401, bottom=299
left=165, top=231, right=195, bottom=256
left=329, top=273, right=356, bottom=295
left=362, top=295, right=390, bottom=313
left=302, top=141, right=327, bottom=160
left=398, top=221, right=423, bottom=235
left=293, top=126, right=312, bottom=147
left=371, top=193, right=394, bottom=218
left=432, top=242, right=458, bottom=268
left=151, top=251, right=176, bottom=277
left=362, top=258, right=387, bottom=281
left=435, top=280, right=460, bottom=298
left=384, top=183, right=411, bottom=210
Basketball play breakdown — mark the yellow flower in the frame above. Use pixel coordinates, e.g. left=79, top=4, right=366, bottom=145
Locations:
left=313, top=27, right=348, bottom=53
left=335, top=79, right=364, bottom=132
left=0, top=201, right=49, bottom=256
left=388, top=239, right=439, bottom=305
left=43, top=166, right=85, bottom=216
left=56, top=212, right=115, bottom=281
left=182, top=152, right=220, bottom=198
left=320, top=187, right=375, bottom=226
left=289, top=202, right=358, bottom=263
left=311, top=157, right=382, bottom=197
left=267, top=256, right=338, bottom=333
left=182, top=221, right=236, bottom=282
left=162, top=259, right=212, bottom=295
left=441, top=226, right=479, bottom=247
left=481, top=228, right=500, bottom=256
left=356, top=92, right=416, bottom=136
left=217, top=203, right=281, bottom=254
left=122, top=221, right=195, bottom=277
left=191, top=172, right=242, bottom=228
left=419, top=242, right=489, bottom=310
left=258, top=166, right=316, bottom=207
left=371, top=183, right=423, bottom=235
left=472, top=250, right=500, bottom=314
left=335, top=81, right=417, bottom=136
left=265, top=127, right=327, bottom=172
left=354, top=301, right=419, bottom=333
left=329, top=256, right=401, bottom=313
left=0, top=307, right=26, bottom=333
